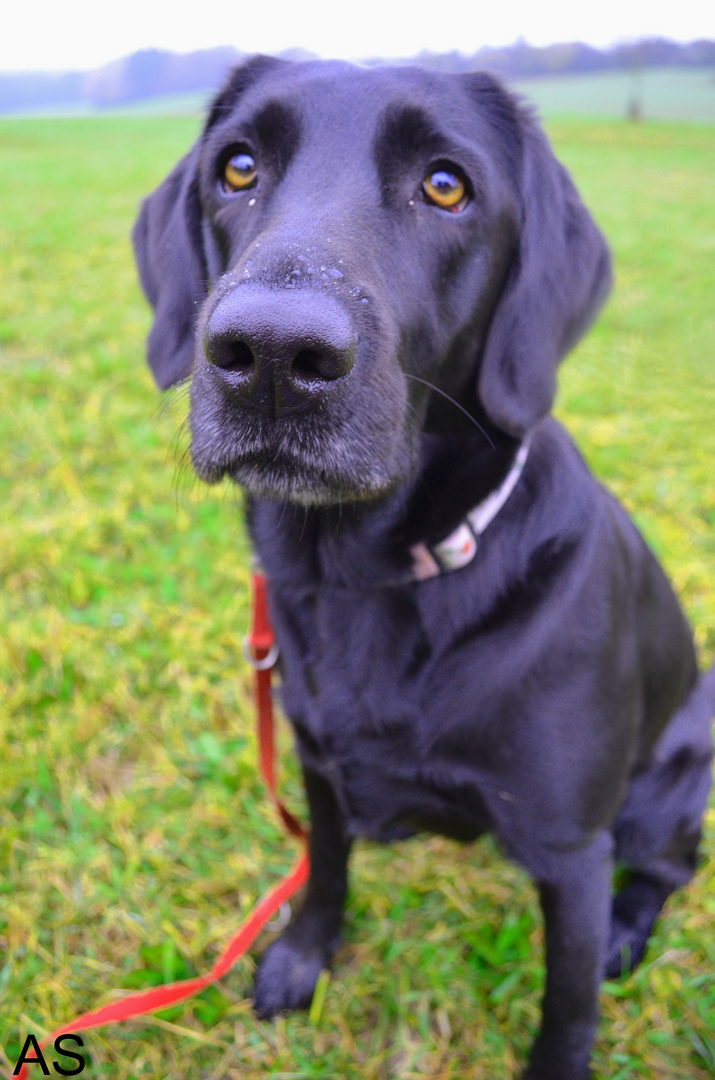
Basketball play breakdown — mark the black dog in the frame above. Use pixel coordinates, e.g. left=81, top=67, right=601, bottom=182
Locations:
left=133, top=56, right=714, bottom=1080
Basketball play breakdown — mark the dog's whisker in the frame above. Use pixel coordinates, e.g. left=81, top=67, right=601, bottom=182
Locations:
left=156, top=378, right=190, bottom=415
left=334, top=491, right=343, bottom=538
left=298, top=505, right=309, bottom=543
left=167, top=414, right=199, bottom=510
left=404, top=374, right=495, bottom=448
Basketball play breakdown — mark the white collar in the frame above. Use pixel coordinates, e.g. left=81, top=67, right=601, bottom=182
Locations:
left=409, top=438, right=531, bottom=581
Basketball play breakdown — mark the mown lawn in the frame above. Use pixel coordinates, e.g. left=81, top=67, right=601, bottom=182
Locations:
left=0, top=112, right=714, bottom=1079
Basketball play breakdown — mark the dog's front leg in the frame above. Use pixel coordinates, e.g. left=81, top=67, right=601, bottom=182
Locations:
left=253, top=765, right=352, bottom=1018
left=523, top=832, right=613, bottom=1080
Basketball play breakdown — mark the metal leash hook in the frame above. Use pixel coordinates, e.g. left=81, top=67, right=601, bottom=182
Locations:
left=243, top=558, right=280, bottom=668
left=242, top=634, right=280, bottom=670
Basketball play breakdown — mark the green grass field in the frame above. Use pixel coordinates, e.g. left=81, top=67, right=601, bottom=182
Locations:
left=1, top=111, right=714, bottom=1079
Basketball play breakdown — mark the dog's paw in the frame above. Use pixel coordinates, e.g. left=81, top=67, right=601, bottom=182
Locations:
left=522, top=1031, right=595, bottom=1080
left=253, top=936, right=328, bottom=1019
left=522, top=1069, right=593, bottom=1080
left=604, top=915, right=650, bottom=979
left=604, top=875, right=668, bottom=979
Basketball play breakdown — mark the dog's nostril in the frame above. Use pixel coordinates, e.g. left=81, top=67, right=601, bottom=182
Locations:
left=292, top=349, right=338, bottom=382
left=227, top=341, right=255, bottom=373
left=206, top=337, right=255, bottom=374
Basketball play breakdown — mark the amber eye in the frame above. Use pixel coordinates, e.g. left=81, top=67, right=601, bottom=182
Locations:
left=223, top=152, right=257, bottom=192
left=422, top=168, right=468, bottom=211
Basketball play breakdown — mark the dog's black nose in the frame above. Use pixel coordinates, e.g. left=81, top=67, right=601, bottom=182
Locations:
left=204, top=287, right=357, bottom=415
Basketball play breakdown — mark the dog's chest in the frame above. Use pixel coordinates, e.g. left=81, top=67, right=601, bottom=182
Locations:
left=269, top=583, right=493, bottom=842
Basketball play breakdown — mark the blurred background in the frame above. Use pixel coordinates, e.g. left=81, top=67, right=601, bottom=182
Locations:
left=1, top=0, right=715, bottom=121
left=1, top=3, right=714, bottom=1079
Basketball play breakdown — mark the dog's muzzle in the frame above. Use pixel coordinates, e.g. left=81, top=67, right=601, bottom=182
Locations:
left=203, top=286, right=357, bottom=418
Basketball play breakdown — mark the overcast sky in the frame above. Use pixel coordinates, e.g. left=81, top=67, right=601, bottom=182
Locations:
left=3, top=0, right=714, bottom=73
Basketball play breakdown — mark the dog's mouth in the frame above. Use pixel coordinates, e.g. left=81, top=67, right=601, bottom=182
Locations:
left=191, top=435, right=411, bottom=507
left=188, top=360, right=416, bottom=506
left=224, top=452, right=397, bottom=506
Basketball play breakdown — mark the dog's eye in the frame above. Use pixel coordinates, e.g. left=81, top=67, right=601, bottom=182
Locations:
left=422, top=168, right=468, bottom=212
left=223, top=152, right=258, bottom=192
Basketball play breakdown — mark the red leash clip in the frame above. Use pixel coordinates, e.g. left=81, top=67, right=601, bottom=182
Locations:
left=16, top=565, right=309, bottom=1078
left=243, top=566, right=280, bottom=669
left=244, top=565, right=308, bottom=841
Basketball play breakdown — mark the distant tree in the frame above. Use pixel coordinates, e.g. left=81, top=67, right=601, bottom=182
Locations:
left=0, top=72, right=84, bottom=112
left=126, top=49, right=170, bottom=99
left=2, top=37, right=715, bottom=114
left=621, top=42, right=647, bottom=121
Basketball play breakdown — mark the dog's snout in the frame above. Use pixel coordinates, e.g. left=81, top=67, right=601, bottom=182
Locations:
left=204, top=287, right=357, bottom=415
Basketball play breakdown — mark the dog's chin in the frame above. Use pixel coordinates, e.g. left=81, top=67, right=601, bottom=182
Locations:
left=189, top=388, right=417, bottom=506
left=234, top=465, right=398, bottom=507
left=191, top=445, right=408, bottom=507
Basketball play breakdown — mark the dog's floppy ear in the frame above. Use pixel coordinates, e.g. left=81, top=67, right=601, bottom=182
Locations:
left=132, top=146, right=207, bottom=390
left=477, top=100, right=612, bottom=436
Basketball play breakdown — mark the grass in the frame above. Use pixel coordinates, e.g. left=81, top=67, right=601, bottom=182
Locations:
left=0, top=112, right=714, bottom=1079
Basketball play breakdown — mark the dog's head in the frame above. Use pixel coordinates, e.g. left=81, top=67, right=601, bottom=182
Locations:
left=134, top=56, right=611, bottom=505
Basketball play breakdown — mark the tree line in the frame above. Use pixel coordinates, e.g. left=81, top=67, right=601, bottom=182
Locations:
left=1, top=38, right=714, bottom=113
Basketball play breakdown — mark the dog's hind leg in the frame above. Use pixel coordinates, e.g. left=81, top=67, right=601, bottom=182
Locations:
left=606, top=665, right=715, bottom=979
left=253, top=765, right=352, bottom=1018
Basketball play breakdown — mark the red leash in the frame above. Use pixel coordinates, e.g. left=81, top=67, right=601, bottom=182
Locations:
left=17, top=567, right=309, bottom=1079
